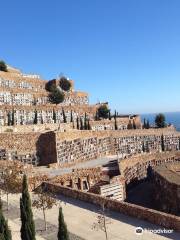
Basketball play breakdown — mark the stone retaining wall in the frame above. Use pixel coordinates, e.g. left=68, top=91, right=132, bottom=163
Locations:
left=44, top=182, right=180, bottom=231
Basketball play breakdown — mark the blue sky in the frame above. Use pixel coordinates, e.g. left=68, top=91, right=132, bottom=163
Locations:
left=1, top=0, right=180, bottom=114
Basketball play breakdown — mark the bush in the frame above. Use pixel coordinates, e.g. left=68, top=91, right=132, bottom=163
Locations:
left=98, top=105, right=109, bottom=119
left=0, top=60, right=8, bottom=72
left=45, top=79, right=56, bottom=92
left=59, top=77, right=71, bottom=91
left=49, top=88, right=64, bottom=104
left=155, top=113, right=166, bottom=128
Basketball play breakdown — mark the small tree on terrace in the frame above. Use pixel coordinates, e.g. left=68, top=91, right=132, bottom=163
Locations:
left=114, top=111, right=118, bottom=130
left=49, top=88, right=64, bottom=105
left=155, top=113, right=166, bottom=128
left=0, top=61, right=8, bottom=72
left=161, top=134, right=165, bottom=152
left=0, top=162, right=22, bottom=212
left=32, top=186, right=57, bottom=231
left=80, top=117, right=84, bottom=130
left=53, top=109, right=56, bottom=123
left=34, top=110, right=38, bottom=124
left=59, top=77, right=71, bottom=92
left=98, top=105, right=109, bottom=119
left=70, top=110, right=73, bottom=123
left=58, top=207, right=69, bottom=240
left=0, top=200, right=12, bottom=240
left=62, top=109, right=67, bottom=123
left=92, top=201, right=111, bottom=240
left=76, top=117, right=80, bottom=130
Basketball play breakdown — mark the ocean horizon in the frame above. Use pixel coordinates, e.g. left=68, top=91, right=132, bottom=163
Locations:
left=141, top=111, right=180, bottom=131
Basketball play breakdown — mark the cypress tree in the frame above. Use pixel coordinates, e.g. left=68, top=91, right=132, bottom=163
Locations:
left=0, top=200, right=12, bottom=240
left=146, top=141, right=150, bottom=153
left=108, top=111, right=111, bottom=120
left=7, top=112, right=11, bottom=126
left=143, top=118, right=146, bottom=129
left=80, top=118, right=84, bottom=130
left=76, top=117, right=79, bottom=130
left=70, top=110, right=73, bottom=123
left=57, top=207, right=69, bottom=240
left=142, top=142, right=145, bottom=152
left=53, top=109, right=56, bottom=123
left=161, top=134, right=165, bottom=152
left=114, top=111, right=118, bottom=130
left=179, top=137, right=180, bottom=150
left=146, top=120, right=150, bottom=129
left=62, top=109, right=67, bottom=123
left=34, top=110, right=38, bottom=124
left=87, top=119, right=91, bottom=130
left=20, top=175, right=36, bottom=240
left=84, top=113, right=87, bottom=130
left=11, top=109, right=15, bottom=126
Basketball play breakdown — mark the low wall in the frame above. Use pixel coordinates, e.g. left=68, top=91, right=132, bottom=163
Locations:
left=44, top=182, right=180, bottom=231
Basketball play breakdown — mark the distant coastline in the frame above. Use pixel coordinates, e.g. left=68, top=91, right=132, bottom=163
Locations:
left=141, top=112, right=180, bottom=131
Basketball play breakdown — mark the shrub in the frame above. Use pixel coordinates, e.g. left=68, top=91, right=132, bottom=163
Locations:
left=49, top=88, right=64, bottom=104
left=59, top=77, right=71, bottom=91
left=155, top=113, right=166, bottom=128
left=98, top=105, right=109, bottom=119
left=0, top=60, right=8, bottom=72
left=45, top=79, right=56, bottom=92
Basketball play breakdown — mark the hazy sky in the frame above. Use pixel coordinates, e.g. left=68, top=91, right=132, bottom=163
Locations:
left=1, top=0, right=180, bottom=114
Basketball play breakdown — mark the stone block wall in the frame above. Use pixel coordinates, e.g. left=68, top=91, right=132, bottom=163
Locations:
left=44, top=182, right=180, bottom=231
left=119, top=152, right=180, bottom=185
left=152, top=164, right=180, bottom=215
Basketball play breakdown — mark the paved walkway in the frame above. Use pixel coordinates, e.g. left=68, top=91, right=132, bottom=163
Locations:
left=34, top=155, right=117, bottom=177
left=1, top=194, right=180, bottom=240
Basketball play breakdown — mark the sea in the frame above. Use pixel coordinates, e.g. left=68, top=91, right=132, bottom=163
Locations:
left=141, top=112, right=180, bottom=132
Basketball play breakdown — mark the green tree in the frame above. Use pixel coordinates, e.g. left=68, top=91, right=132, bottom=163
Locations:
left=146, top=141, right=150, bottom=153
left=0, top=61, right=8, bottom=72
left=143, top=118, right=147, bottom=129
left=108, top=111, right=111, bottom=120
left=57, top=207, right=69, bottom=240
left=53, top=109, right=56, bottom=123
left=59, top=77, right=71, bottom=92
left=34, top=110, right=38, bottom=124
left=155, top=113, right=166, bottom=128
left=32, top=187, right=57, bottom=231
left=76, top=117, right=79, bottom=130
left=0, top=200, right=12, bottom=240
left=20, top=175, right=36, bottom=240
left=98, top=105, right=109, bottom=119
left=70, top=110, right=73, bottom=123
left=45, top=79, right=56, bottom=92
left=87, top=120, right=91, bottom=130
left=146, top=120, right=150, bottom=129
left=7, top=112, right=11, bottom=126
left=80, top=118, right=84, bottom=130
left=114, top=111, right=118, bottom=130
left=11, top=109, right=15, bottom=126
left=161, top=134, right=165, bottom=152
left=142, top=142, right=145, bottom=152
left=84, top=113, right=87, bottom=130
left=62, top=109, right=67, bottom=123
left=49, top=88, right=64, bottom=105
